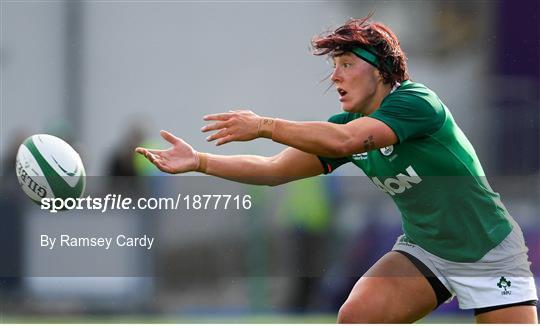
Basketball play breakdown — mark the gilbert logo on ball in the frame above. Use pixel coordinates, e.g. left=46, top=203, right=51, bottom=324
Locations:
left=15, top=134, right=86, bottom=204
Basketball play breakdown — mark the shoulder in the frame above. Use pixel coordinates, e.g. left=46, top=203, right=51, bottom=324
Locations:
left=369, top=80, right=447, bottom=142
left=381, top=80, right=445, bottom=117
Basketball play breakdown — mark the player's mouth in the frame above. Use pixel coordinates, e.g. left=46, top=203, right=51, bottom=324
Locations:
left=337, top=87, right=348, bottom=101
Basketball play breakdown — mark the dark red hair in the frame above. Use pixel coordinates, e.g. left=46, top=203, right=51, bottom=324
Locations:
left=312, top=15, right=409, bottom=87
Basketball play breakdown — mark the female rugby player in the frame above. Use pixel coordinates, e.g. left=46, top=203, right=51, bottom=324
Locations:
left=136, top=16, right=538, bottom=323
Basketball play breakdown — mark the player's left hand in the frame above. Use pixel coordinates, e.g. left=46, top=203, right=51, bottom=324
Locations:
left=201, top=110, right=261, bottom=145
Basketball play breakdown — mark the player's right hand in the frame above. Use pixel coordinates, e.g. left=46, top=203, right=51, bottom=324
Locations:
left=135, top=130, right=200, bottom=174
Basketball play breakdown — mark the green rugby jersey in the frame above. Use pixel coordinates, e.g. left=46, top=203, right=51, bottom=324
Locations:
left=319, top=80, right=512, bottom=262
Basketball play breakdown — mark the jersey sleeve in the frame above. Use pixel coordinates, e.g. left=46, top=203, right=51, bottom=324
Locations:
left=317, top=113, right=351, bottom=174
left=368, top=89, right=445, bottom=143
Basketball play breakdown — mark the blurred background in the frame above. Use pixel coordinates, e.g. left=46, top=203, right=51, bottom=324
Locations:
left=0, top=0, right=538, bottom=323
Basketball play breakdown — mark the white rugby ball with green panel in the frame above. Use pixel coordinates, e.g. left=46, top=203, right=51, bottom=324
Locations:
left=15, top=134, right=86, bottom=204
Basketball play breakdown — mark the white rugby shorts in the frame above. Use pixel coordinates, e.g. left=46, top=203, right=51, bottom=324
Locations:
left=392, top=218, right=538, bottom=310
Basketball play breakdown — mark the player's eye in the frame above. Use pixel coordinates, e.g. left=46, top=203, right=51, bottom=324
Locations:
left=343, top=62, right=352, bottom=68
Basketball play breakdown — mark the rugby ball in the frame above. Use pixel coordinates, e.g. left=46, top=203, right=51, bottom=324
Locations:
left=15, top=134, right=86, bottom=204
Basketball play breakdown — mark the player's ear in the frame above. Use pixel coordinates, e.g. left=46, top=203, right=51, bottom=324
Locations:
left=375, top=69, right=384, bottom=83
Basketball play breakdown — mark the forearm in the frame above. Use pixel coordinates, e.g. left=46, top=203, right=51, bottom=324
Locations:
left=262, top=119, right=353, bottom=157
left=198, top=147, right=324, bottom=186
left=201, top=153, right=281, bottom=186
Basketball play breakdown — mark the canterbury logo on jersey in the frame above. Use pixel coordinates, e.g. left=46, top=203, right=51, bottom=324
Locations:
left=372, top=165, right=422, bottom=196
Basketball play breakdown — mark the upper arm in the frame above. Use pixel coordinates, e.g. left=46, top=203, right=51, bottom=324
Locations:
left=340, top=117, right=398, bottom=154
left=269, top=147, right=325, bottom=185
left=338, top=89, right=445, bottom=154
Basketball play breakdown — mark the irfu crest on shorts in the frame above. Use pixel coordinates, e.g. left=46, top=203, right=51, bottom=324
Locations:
left=497, top=277, right=512, bottom=295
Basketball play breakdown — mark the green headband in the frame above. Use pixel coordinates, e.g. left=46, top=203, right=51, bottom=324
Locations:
left=351, top=46, right=392, bottom=73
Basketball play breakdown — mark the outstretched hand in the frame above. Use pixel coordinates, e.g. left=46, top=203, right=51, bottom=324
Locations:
left=201, top=110, right=261, bottom=145
left=135, top=130, right=200, bottom=174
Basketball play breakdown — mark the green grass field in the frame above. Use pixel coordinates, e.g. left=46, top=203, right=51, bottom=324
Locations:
left=1, top=313, right=473, bottom=324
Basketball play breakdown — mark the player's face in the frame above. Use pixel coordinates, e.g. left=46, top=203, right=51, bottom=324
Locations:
left=331, top=53, right=380, bottom=113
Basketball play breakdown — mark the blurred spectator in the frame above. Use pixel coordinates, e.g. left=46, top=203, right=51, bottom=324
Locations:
left=106, top=124, right=146, bottom=195
left=0, top=132, right=28, bottom=299
left=107, top=124, right=145, bottom=177
left=277, top=177, right=331, bottom=312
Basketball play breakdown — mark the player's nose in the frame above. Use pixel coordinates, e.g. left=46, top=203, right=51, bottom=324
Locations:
left=331, top=67, right=342, bottom=83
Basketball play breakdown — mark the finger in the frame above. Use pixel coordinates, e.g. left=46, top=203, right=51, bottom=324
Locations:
left=135, top=148, right=151, bottom=158
left=147, top=150, right=163, bottom=158
left=201, top=121, right=228, bottom=132
left=153, top=159, right=168, bottom=172
left=136, top=147, right=162, bottom=155
left=203, top=112, right=234, bottom=121
left=216, top=135, right=234, bottom=146
left=160, top=130, right=180, bottom=145
left=147, top=152, right=159, bottom=163
left=138, top=149, right=160, bottom=164
left=206, top=128, right=229, bottom=142
left=146, top=148, right=166, bottom=156
left=135, top=148, right=159, bottom=159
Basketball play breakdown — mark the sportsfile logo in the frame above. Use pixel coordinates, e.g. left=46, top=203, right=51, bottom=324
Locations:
left=371, top=165, right=422, bottom=196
